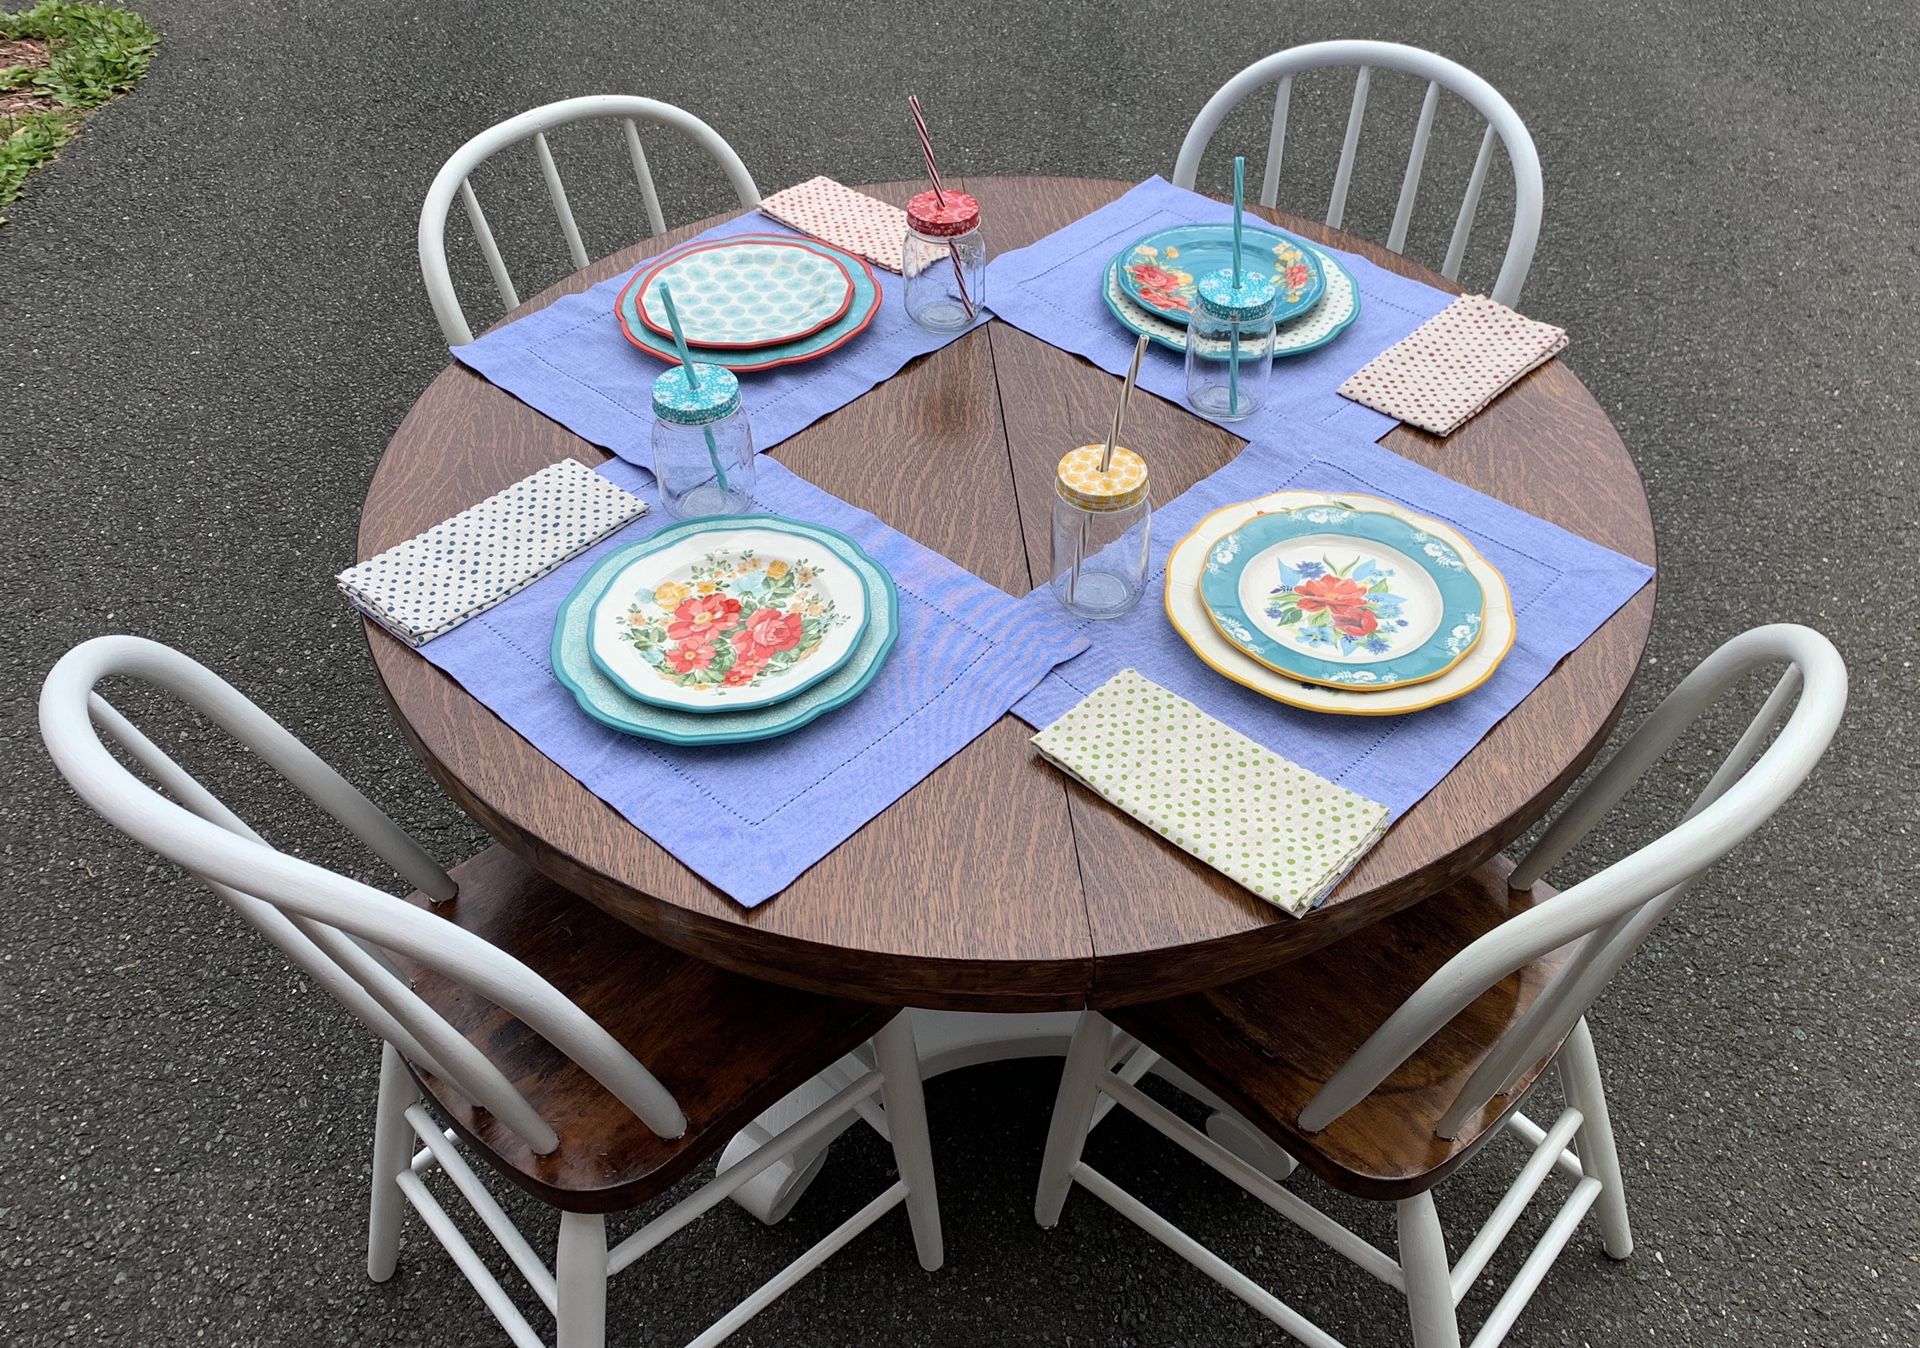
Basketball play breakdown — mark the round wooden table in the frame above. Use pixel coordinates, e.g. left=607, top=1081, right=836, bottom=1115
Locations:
left=360, top=175, right=1655, bottom=1019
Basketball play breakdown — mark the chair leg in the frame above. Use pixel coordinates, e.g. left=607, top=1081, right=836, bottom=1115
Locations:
left=1397, top=1192, right=1461, bottom=1348
left=366, top=1041, right=418, bottom=1282
left=555, top=1211, right=608, bottom=1348
left=873, top=1013, right=944, bottom=1271
left=1559, top=1016, right=1634, bottom=1259
left=1034, top=1013, right=1113, bottom=1229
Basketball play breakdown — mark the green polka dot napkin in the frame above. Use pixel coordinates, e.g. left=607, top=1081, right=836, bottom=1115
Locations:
left=1030, top=669, right=1390, bottom=917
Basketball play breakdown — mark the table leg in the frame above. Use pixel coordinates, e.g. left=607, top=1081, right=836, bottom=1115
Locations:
left=721, top=1009, right=1295, bottom=1222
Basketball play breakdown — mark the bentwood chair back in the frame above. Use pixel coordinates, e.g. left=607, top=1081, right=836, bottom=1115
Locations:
left=419, top=95, right=761, bottom=345
left=1035, top=624, right=1845, bottom=1347
left=1173, top=40, right=1543, bottom=305
left=41, top=634, right=942, bottom=1348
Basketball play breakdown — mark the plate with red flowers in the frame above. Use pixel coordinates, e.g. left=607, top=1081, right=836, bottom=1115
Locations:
left=1197, top=501, right=1486, bottom=691
left=1116, top=222, right=1324, bottom=323
left=583, top=518, right=873, bottom=715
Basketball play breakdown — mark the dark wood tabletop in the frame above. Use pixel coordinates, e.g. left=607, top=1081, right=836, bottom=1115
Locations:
left=359, top=176, right=1655, bottom=1013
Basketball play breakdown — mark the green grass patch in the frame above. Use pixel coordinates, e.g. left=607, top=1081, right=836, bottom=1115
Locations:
left=0, top=2, right=159, bottom=221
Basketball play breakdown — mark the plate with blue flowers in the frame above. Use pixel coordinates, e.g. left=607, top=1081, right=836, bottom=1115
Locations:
left=1198, top=503, right=1487, bottom=690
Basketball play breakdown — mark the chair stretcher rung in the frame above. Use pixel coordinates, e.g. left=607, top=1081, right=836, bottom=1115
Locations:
left=405, top=1105, right=557, bottom=1310
left=1468, top=1176, right=1602, bottom=1348
left=395, top=1169, right=544, bottom=1348
left=608, top=1069, right=881, bottom=1275
left=684, top=1181, right=907, bottom=1348
left=1074, top=1164, right=1349, bottom=1348
left=1099, top=1072, right=1403, bottom=1289
left=1451, top=1106, right=1584, bottom=1303
left=1503, top=1109, right=1586, bottom=1179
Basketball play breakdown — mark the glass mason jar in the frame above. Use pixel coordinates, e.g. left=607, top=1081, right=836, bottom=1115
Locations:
left=1050, top=444, right=1151, bottom=620
left=1185, top=268, right=1276, bottom=423
left=650, top=363, right=755, bottom=520
left=903, top=189, right=986, bottom=332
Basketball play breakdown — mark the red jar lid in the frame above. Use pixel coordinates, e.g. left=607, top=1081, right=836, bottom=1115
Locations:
left=907, top=189, right=980, bottom=237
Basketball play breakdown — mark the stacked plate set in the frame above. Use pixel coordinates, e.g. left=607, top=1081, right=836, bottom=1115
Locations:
left=615, top=234, right=881, bottom=372
left=551, top=515, right=896, bottom=746
left=1166, top=492, right=1514, bottom=715
left=1104, top=220, right=1360, bottom=358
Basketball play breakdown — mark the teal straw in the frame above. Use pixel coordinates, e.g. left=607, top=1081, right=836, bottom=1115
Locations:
left=1229, top=155, right=1245, bottom=415
left=655, top=281, right=729, bottom=494
left=1231, top=155, right=1245, bottom=289
left=1229, top=327, right=1240, bottom=417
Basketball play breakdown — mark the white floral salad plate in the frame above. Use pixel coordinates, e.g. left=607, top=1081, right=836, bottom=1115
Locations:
left=551, top=517, right=898, bottom=746
left=1102, top=240, right=1360, bottom=361
left=1166, top=493, right=1514, bottom=716
left=1198, top=505, right=1485, bottom=691
left=587, top=520, right=870, bottom=712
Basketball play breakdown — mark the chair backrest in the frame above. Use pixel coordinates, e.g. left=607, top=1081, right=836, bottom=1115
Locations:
left=419, top=95, right=761, bottom=345
left=1172, top=40, right=1543, bottom=306
left=39, top=634, right=688, bottom=1153
left=1298, top=623, right=1846, bottom=1138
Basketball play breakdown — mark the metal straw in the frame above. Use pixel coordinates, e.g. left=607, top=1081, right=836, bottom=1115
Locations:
left=907, top=94, right=975, bottom=320
left=1103, top=333, right=1149, bottom=471
left=656, top=281, right=729, bottom=494
left=1070, top=334, right=1151, bottom=606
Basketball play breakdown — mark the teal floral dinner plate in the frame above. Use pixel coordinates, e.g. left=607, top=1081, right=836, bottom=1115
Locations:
left=1103, top=241, right=1360, bottom=361
left=587, top=520, right=871, bottom=713
left=1116, top=223, right=1325, bottom=322
left=616, top=234, right=881, bottom=373
left=551, top=516, right=898, bottom=746
left=1198, top=503, right=1486, bottom=690
left=635, top=239, right=855, bottom=350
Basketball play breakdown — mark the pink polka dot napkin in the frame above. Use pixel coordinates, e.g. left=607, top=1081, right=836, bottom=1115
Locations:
left=1337, top=294, right=1569, bottom=436
left=757, top=176, right=907, bottom=274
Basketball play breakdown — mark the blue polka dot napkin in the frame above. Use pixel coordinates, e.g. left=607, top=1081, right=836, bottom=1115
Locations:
left=337, top=458, right=648, bottom=646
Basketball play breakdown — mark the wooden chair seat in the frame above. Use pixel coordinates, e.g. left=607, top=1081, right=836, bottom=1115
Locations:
left=398, top=846, right=897, bottom=1214
left=1107, top=860, right=1569, bottom=1201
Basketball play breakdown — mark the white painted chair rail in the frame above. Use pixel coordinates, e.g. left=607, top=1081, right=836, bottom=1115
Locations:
left=40, top=634, right=944, bottom=1347
left=419, top=95, right=761, bottom=345
left=1035, top=624, right=1846, bottom=1347
left=1173, top=41, right=1544, bottom=306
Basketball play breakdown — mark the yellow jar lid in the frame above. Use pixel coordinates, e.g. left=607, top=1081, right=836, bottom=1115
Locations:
left=1056, top=444, right=1149, bottom=512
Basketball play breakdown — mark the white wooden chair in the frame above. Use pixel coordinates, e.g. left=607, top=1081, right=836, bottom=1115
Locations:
left=39, top=634, right=941, bottom=1348
left=1173, top=40, right=1544, bottom=305
left=420, top=95, right=761, bottom=345
left=1033, top=624, right=1845, bottom=1347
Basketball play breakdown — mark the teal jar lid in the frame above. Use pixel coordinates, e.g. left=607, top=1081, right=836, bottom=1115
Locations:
left=651, top=364, right=742, bottom=426
left=1195, top=269, right=1278, bottom=325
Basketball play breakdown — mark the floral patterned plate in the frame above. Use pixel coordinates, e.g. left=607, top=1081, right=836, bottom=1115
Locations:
left=552, top=516, right=898, bottom=745
left=587, top=520, right=870, bottom=712
left=635, top=239, right=855, bottom=349
left=1167, top=493, right=1513, bottom=715
left=1200, top=505, right=1485, bottom=690
left=1116, top=223, right=1325, bottom=322
left=1102, top=240, right=1360, bottom=360
left=616, top=235, right=881, bottom=373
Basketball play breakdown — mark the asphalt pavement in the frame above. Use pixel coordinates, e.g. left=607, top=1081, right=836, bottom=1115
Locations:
left=2, top=2, right=1915, bottom=1344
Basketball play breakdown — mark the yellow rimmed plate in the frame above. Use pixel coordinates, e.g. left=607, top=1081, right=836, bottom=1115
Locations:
left=1166, top=492, right=1516, bottom=715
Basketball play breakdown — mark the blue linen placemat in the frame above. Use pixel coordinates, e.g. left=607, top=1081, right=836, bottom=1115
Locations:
left=1014, top=420, right=1654, bottom=819
left=423, top=456, right=1087, bottom=907
left=453, top=213, right=988, bottom=468
left=983, top=176, right=1456, bottom=443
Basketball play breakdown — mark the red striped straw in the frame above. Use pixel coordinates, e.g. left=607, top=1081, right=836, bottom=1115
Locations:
left=907, top=94, right=946, bottom=204
left=906, top=94, right=973, bottom=318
